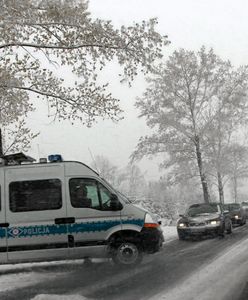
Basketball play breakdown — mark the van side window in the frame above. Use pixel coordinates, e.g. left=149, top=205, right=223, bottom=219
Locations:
left=9, top=179, right=62, bottom=212
left=69, top=178, right=100, bottom=209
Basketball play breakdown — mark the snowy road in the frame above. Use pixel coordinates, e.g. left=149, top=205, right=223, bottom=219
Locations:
left=0, top=225, right=248, bottom=300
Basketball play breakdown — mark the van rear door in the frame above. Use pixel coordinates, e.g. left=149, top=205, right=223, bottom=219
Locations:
left=5, top=165, right=69, bottom=263
left=0, top=168, right=7, bottom=263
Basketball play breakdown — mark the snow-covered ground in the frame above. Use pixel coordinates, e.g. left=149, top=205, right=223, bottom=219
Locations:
left=161, top=225, right=178, bottom=243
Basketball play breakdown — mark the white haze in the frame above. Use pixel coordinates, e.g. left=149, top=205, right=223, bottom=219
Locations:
left=26, top=0, right=248, bottom=180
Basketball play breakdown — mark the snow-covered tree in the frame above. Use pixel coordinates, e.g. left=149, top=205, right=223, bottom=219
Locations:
left=124, top=164, right=146, bottom=198
left=201, top=65, right=248, bottom=203
left=0, top=84, right=38, bottom=155
left=226, top=143, right=248, bottom=202
left=90, top=155, right=124, bottom=188
left=1, top=119, right=39, bottom=154
left=0, top=0, right=169, bottom=148
left=132, top=47, right=248, bottom=203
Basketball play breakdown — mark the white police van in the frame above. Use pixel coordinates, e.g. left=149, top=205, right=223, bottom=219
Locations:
left=0, top=153, right=164, bottom=266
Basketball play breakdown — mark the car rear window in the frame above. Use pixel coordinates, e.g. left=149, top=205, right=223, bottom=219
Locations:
left=229, top=204, right=240, bottom=210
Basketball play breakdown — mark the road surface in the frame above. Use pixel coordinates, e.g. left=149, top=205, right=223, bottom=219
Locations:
left=1, top=225, right=248, bottom=300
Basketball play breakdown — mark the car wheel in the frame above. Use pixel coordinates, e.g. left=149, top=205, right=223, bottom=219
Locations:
left=178, top=231, right=187, bottom=240
left=218, top=224, right=225, bottom=238
left=112, top=241, right=143, bottom=266
left=226, top=221, right=232, bottom=234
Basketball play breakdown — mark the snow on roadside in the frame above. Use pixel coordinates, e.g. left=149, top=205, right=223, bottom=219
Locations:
left=161, top=225, right=177, bottom=242
left=0, top=259, right=85, bottom=274
left=0, top=271, right=64, bottom=293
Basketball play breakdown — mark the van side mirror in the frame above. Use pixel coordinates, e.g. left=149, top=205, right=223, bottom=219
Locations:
left=110, top=194, right=123, bottom=211
left=179, top=214, right=184, bottom=218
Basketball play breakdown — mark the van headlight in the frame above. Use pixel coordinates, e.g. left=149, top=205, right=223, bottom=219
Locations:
left=144, top=213, right=160, bottom=228
left=178, top=223, right=186, bottom=228
left=235, top=215, right=240, bottom=219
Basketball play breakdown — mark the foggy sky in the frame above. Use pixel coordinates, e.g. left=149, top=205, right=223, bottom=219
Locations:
left=27, top=0, right=248, bottom=180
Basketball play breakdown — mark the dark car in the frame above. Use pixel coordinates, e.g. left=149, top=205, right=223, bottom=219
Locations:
left=241, top=202, right=248, bottom=219
left=177, top=203, right=232, bottom=240
left=223, top=203, right=246, bottom=226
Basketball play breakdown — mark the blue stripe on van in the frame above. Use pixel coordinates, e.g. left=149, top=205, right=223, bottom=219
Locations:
left=0, top=229, right=6, bottom=238
left=122, top=219, right=144, bottom=227
left=68, top=220, right=122, bottom=234
left=0, top=219, right=144, bottom=239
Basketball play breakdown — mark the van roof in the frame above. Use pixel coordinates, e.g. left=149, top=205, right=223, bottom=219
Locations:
left=0, top=160, right=99, bottom=176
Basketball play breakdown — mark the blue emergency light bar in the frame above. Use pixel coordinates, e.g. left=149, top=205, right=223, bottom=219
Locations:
left=48, top=154, right=63, bottom=162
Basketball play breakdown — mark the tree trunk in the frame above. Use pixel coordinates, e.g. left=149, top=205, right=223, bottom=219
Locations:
left=233, top=175, right=238, bottom=203
left=195, top=135, right=210, bottom=203
left=217, top=171, right=224, bottom=203
left=0, top=128, right=3, bottom=157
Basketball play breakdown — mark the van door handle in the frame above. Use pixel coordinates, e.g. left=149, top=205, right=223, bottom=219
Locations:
left=55, top=217, right=75, bottom=225
left=0, top=223, right=9, bottom=228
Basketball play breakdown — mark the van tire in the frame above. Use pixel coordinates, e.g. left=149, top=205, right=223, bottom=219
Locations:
left=111, top=241, right=143, bottom=266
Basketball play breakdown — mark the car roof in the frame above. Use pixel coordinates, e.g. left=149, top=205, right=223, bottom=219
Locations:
left=189, top=202, right=220, bottom=208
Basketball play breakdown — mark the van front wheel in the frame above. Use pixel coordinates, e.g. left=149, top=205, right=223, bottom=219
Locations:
left=112, top=242, right=142, bottom=266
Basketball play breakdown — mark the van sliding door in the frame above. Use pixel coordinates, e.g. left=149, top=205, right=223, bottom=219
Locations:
left=5, top=165, right=69, bottom=262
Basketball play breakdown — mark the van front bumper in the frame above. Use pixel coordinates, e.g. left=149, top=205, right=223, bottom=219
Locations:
left=140, top=227, right=164, bottom=253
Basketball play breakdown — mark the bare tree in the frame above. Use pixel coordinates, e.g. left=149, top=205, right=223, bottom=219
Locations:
left=90, top=156, right=146, bottom=198
left=90, top=155, right=121, bottom=187
left=132, top=47, right=248, bottom=203
left=125, top=164, right=146, bottom=198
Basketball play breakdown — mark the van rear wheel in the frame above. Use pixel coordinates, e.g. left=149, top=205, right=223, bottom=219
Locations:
left=112, top=242, right=142, bottom=266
